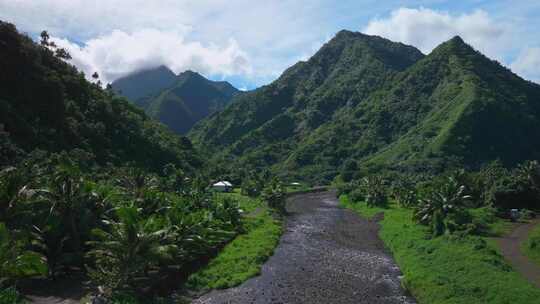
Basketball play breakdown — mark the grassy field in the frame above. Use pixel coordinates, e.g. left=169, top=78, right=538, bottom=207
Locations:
left=340, top=195, right=540, bottom=304
left=522, top=223, right=540, bottom=267
left=186, top=193, right=282, bottom=291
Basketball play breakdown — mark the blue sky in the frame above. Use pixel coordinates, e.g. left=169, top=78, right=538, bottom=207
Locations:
left=1, top=1, right=539, bottom=89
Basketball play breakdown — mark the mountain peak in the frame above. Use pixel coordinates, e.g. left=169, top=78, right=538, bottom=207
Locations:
left=112, top=65, right=176, bottom=101
left=431, top=35, right=476, bottom=56
left=448, top=35, right=465, bottom=44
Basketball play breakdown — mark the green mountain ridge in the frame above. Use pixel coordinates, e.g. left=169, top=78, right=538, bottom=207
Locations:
left=190, top=31, right=540, bottom=182
left=111, top=65, right=177, bottom=101
left=115, top=68, right=239, bottom=134
left=0, top=21, right=200, bottom=171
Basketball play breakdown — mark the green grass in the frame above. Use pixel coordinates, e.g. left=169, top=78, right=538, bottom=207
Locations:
left=186, top=194, right=282, bottom=291
left=340, top=195, right=540, bottom=304
left=468, top=207, right=513, bottom=237
left=522, top=223, right=540, bottom=267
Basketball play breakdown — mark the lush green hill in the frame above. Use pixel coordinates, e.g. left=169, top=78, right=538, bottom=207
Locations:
left=190, top=31, right=540, bottom=183
left=111, top=65, right=176, bottom=102
left=138, top=70, right=239, bottom=134
left=0, top=21, right=200, bottom=171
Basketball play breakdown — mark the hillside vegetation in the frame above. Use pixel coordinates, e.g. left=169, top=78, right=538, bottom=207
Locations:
left=338, top=160, right=540, bottom=303
left=190, top=31, right=540, bottom=183
left=0, top=21, right=199, bottom=172
left=0, top=21, right=285, bottom=304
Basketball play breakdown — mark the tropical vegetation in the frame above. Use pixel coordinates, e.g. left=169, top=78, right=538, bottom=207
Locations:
left=0, top=21, right=285, bottom=303
left=339, top=160, right=540, bottom=303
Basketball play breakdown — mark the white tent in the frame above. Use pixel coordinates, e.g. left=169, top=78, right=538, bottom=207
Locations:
left=212, top=181, right=233, bottom=192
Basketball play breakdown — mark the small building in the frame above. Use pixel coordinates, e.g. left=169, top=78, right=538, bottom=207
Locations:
left=212, top=181, right=233, bottom=192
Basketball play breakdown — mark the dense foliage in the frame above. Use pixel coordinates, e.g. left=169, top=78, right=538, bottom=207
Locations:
left=339, top=159, right=540, bottom=237
left=190, top=31, right=540, bottom=184
left=0, top=21, right=283, bottom=302
left=340, top=161, right=540, bottom=303
left=115, top=69, right=239, bottom=135
left=0, top=21, right=199, bottom=171
left=0, top=152, right=246, bottom=300
left=186, top=193, right=282, bottom=291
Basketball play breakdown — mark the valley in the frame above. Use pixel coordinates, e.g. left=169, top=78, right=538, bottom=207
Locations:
left=1, top=3, right=540, bottom=303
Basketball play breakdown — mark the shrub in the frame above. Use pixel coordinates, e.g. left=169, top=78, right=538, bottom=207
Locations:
left=390, top=176, right=417, bottom=208
left=262, top=178, right=286, bottom=214
left=348, top=188, right=364, bottom=203
left=360, top=176, right=387, bottom=207
left=335, top=180, right=355, bottom=197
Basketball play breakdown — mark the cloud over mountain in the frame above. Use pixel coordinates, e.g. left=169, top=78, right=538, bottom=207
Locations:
left=52, top=28, right=251, bottom=84
left=363, top=8, right=508, bottom=58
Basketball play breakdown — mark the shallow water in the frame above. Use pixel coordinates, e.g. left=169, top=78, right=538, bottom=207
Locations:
left=193, top=191, right=416, bottom=304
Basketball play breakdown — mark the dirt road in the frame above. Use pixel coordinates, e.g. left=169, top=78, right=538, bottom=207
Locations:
left=193, top=191, right=415, bottom=304
left=496, top=218, right=540, bottom=288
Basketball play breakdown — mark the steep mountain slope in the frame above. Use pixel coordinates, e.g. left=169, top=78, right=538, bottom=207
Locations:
left=111, top=65, right=176, bottom=101
left=139, top=70, right=239, bottom=134
left=190, top=31, right=540, bottom=182
left=114, top=68, right=239, bottom=134
left=363, top=37, right=540, bottom=170
left=191, top=31, right=422, bottom=148
left=0, top=21, right=200, bottom=171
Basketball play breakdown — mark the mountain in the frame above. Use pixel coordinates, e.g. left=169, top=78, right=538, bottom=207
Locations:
left=111, top=65, right=176, bottom=101
left=114, top=69, right=239, bottom=134
left=189, top=31, right=540, bottom=183
left=0, top=21, right=200, bottom=171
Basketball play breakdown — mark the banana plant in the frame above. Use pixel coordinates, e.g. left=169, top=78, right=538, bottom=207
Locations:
left=414, top=176, right=472, bottom=236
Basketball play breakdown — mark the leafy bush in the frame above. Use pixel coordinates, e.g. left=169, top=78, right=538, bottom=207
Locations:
left=348, top=188, right=365, bottom=203
left=360, top=176, right=388, bottom=207
left=390, top=176, right=417, bottom=208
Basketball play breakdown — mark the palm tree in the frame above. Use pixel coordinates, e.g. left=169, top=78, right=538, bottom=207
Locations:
left=87, top=206, right=175, bottom=291
left=115, top=167, right=158, bottom=199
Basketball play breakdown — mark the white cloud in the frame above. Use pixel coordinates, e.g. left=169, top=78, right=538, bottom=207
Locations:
left=0, top=0, right=330, bottom=87
left=511, top=47, right=540, bottom=83
left=51, top=29, right=251, bottom=84
left=363, top=8, right=509, bottom=59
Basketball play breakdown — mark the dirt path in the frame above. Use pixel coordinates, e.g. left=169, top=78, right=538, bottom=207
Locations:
left=193, top=191, right=415, bottom=304
left=496, top=218, right=540, bottom=288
